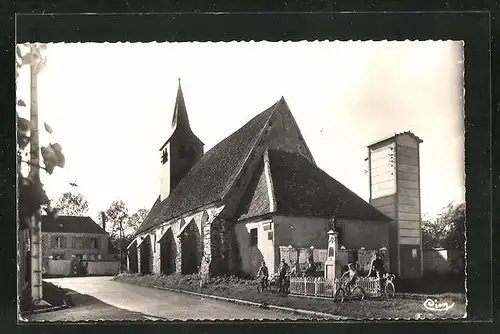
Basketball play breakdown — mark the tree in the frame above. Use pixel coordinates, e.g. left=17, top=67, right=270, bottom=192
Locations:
left=102, top=203, right=150, bottom=270
left=53, top=192, right=89, bottom=216
left=127, top=208, right=148, bottom=237
left=16, top=43, right=65, bottom=228
left=105, top=200, right=129, bottom=240
left=422, top=202, right=465, bottom=250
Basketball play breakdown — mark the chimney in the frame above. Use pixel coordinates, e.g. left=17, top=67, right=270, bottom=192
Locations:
left=101, top=212, right=106, bottom=232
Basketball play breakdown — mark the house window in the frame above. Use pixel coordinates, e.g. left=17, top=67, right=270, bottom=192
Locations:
left=249, top=228, right=258, bottom=246
left=55, top=237, right=62, bottom=248
left=53, top=236, right=66, bottom=248
left=90, top=238, right=100, bottom=249
left=72, top=237, right=84, bottom=249
left=412, top=248, right=418, bottom=259
left=153, top=234, right=157, bottom=252
left=268, top=231, right=273, bottom=241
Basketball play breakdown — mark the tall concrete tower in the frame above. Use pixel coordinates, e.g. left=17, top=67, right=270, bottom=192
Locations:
left=367, top=132, right=423, bottom=279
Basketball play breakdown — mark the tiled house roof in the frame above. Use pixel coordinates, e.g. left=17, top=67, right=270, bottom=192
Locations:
left=267, top=150, right=391, bottom=221
left=134, top=100, right=279, bottom=235
left=41, top=215, right=106, bottom=234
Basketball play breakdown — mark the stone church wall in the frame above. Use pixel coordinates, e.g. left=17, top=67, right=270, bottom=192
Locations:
left=141, top=205, right=224, bottom=277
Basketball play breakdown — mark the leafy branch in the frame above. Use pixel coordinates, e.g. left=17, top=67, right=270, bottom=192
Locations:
left=17, top=43, right=65, bottom=229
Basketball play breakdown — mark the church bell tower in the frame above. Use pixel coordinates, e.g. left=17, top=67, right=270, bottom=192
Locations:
left=159, top=79, right=204, bottom=201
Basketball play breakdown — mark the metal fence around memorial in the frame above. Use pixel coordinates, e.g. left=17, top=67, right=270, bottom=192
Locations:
left=289, top=276, right=382, bottom=298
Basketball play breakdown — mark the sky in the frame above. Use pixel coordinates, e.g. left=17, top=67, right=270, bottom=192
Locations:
left=16, top=41, right=465, bottom=223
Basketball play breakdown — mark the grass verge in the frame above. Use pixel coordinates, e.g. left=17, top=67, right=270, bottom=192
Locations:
left=113, top=273, right=466, bottom=319
left=24, top=288, right=147, bottom=322
left=21, top=281, right=72, bottom=312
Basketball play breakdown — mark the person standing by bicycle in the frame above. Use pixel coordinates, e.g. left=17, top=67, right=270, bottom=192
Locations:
left=290, top=260, right=301, bottom=278
left=257, top=261, right=269, bottom=290
left=367, top=252, right=386, bottom=291
left=277, top=259, right=289, bottom=292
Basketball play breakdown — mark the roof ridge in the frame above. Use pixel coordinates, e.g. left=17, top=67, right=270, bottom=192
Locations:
left=276, top=98, right=317, bottom=165
left=221, top=99, right=282, bottom=200
left=263, top=149, right=277, bottom=213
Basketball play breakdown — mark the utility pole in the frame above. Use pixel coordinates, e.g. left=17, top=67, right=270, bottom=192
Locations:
left=28, top=44, right=43, bottom=304
left=119, top=218, right=124, bottom=272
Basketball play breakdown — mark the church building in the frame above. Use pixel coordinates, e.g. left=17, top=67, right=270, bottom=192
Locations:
left=127, top=81, right=423, bottom=279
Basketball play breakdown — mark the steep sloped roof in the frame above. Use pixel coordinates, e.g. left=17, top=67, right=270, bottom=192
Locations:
left=140, top=195, right=162, bottom=229
left=134, top=100, right=279, bottom=235
left=41, top=215, right=106, bottom=234
left=234, top=158, right=271, bottom=220
left=267, top=150, right=391, bottom=222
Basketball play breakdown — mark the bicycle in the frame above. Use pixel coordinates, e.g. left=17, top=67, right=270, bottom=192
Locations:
left=334, top=278, right=366, bottom=303
left=382, top=273, right=396, bottom=299
left=257, top=274, right=278, bottom=293
left=276, top=274, right=290, bottom=294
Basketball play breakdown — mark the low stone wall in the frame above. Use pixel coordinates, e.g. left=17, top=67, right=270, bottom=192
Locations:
left=45, top=259, right=120, bottom=276
left=84, top=260, right=120, bottom=276
left=46, top=259, right=72, bottom=276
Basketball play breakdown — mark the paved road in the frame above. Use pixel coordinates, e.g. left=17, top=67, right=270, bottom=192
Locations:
left=42, top=277, right=303, bottom=321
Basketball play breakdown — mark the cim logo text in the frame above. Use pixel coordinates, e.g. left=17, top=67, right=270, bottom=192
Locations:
left=423, top=298, right=455, bottom=312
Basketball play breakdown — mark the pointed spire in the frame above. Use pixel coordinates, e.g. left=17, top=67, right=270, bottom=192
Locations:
left=171, top=78, right=190, bottom=129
